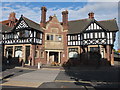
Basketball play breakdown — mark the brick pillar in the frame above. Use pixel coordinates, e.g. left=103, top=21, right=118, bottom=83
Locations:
left=104, top=46, right=107, bottom=59
left=47, top=51, right=49, bottom=64
left=111, top=49, right=114, bottom=66
left=12, top=46, right=15, bottom=57
left=106, top=45, right=111, bottom=61
left=58, top=52, right=61, bottom=63
left=31, top=45, right=35, bottom=66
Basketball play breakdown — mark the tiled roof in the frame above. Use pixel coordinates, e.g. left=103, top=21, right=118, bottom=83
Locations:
left=22, top=16, right=42, bottom=32
left=68, top=18, right=119, bottom=34
left=0, top=23, right=12, bottom=33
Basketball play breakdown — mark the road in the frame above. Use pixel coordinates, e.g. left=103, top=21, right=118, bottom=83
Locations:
left=1, top=66, right=120, bottom=89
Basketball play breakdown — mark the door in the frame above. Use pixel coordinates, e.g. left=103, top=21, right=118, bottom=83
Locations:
left=49, top=52, right=58, bottom=63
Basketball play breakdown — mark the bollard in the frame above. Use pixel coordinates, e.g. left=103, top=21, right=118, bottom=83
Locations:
left=38, top=62, right=41, bottom=69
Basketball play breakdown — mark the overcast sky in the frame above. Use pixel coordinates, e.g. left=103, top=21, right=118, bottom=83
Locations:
left=0, top=0, right=120, bottom=50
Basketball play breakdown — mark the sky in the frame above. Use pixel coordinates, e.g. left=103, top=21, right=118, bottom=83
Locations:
left=0, top=0, right=120, bottom=50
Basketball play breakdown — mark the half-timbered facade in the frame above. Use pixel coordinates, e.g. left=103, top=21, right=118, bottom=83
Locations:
left=1, top=7, right=119, bottom=66
left=1, top=13, right=43, bottom=66
left=67, top=12, right=118, bottom=65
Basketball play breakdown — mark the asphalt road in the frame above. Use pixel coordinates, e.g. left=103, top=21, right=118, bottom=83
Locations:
left=1, top=66, right=120, bottom=89
left=39, top=66, right=120, bottom=89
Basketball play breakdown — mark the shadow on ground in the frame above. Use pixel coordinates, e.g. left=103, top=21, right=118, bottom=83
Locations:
left=62, top=52, right=120, bottom=89
left=2, top=56, right=22, bottom=71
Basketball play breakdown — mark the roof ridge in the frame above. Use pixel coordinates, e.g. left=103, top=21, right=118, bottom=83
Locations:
left=68, top=18, right=89, bottom=22
left=0, top=23, right=12, bottom=28
left=98, top=19, right=116, bottom=22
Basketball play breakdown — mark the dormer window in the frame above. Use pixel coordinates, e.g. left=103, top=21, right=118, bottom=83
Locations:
left=56, top=35, right=62, bottom=41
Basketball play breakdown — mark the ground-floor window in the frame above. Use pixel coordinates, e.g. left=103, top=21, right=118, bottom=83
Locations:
left=40, top=51, right=44, bottom=58
left=15, top=46, right=22, bottom=57
left=90, top=47, right=100, bottom=52
left=35, top=50, right=39, bottom=58
left=68, top=48, right=78, bottom=59
left=6, top=46, right=13, bottom=58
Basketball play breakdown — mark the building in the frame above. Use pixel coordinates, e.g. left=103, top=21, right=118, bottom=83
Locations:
left=0, top=7, right=119, bottom=66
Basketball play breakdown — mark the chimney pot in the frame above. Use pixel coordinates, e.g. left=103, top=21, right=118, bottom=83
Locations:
left=88, top=12, right=94, bottom=19
left=49, top=16, right=53, bottom=21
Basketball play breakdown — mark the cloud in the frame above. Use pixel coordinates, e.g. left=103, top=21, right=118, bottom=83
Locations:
left=1, top=2, right=119, bottom=49
left=1, top=0, right=120, bottom=2
left=1, top=2, right=118, bottom=22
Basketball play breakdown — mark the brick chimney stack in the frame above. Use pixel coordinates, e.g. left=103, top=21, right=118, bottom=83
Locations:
left=8, top=12, right=17, bottom=27
left=40, top=6, right=47, bottom=28
left=88, top=12, right=94, bottom=19
left=62, top=10, right=68, bottom=30
left=49, top=16, right=53, bottom=21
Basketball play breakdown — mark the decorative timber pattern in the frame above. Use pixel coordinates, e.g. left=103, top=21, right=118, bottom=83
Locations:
left=86, top=22, right=102, bottom=31
left=68, top=21, right=115, bottom=46
left=16, top=20, right=28, bottom=29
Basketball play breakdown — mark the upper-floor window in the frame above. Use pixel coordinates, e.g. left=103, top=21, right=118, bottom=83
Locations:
left=19, top=30, right=29, bottom=38
left=56, top=35, right=62, bottom=41
left=47, top=34, right=53, bottom=40
left=36, top=32, right=40, bottom=38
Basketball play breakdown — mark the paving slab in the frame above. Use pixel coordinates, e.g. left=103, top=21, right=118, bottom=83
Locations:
left=2, top=69, right=60, bottom=88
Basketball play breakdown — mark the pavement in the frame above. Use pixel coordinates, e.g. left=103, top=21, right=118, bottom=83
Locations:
left=1, top=68, right=60, bottom=88
left=1, top=62, right=120, bottom=89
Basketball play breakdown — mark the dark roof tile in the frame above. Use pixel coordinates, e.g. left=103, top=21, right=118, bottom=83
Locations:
left=0, top=23, right=12, bottom=33
left=68, top=18, right=119, bottom=34
left=22, top=16, right=42, bottom=32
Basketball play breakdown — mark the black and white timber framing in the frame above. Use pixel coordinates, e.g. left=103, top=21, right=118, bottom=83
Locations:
left=1, top=15, right=43, bottom=45
left=67, top=19, right=116, bottom=46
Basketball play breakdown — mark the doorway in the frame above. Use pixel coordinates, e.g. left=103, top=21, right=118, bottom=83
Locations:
left=6, top=47, right=13, bottom=58
left=49, top=52, right=58, bottom=63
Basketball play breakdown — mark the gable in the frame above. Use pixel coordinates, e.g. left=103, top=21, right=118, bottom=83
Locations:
left=46, top=16, right=63, bottom=32
left=16, top=20, right=29, bottom=29
left=86, top=22, right=103, bottom=31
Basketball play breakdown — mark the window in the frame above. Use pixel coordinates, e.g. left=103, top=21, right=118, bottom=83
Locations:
left=95, top=33, right=97, bottom=38
left=69, top=52, right=78, bottom=58
left=47, top=35, right=50, bottom=40
left=51, top=35, right=53, bottom=40
left=40, top=52, right=44, bottom=58
left=90, top=33, right=93, bottom=38
left=102, top=32, right=105, bottom=38
left=36, top=32, right=40, bottom=38
left=90, top=47, right=100, bottom=52
left=19, top=30, right=29, bottom=38
left=19, top=30, right=25, bottom=38
left=73, top=35, right=77, bottom=40
left=35, top=50, right=39, bottom=58
left=71, top=35, right=77, bottom=40
left=25, top=30, right=29, bottom=37
left=56, top=35, right=62, bottom=41
left=68, top=35, right=70, bottom=41
left=46, top=34, right=54, bottom=40
left=84, top=33, right=86, bottom=39
left=68, top=48, right=78, bottom=59
left=15, top=46, right=22, bottom=57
